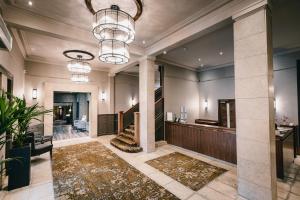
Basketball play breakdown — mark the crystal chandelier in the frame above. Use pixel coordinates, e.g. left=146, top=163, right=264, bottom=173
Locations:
left=63, top=50, right=94, bottom=83
left=71, top=74, right=89, bottom=83
left=86, top=1, right=143, bottom=65
left=92, top=5, right=135, bottom=44
left=67, top=56, right=91, bottom=73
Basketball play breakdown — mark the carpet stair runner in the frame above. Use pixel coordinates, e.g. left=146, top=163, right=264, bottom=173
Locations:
left=110, top=125, right=142, bottom=153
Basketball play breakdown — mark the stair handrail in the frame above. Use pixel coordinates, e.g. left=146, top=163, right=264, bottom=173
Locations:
left=134, top=112, right=140, bottom=145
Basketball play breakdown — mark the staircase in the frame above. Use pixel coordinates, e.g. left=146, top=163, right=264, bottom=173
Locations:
left=110, top=124, right=142, bottom=153
left=110, top=87, right=164, bottom=153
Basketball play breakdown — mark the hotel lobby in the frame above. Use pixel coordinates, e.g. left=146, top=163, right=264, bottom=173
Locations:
left=0, top=0, right=300, bottom=200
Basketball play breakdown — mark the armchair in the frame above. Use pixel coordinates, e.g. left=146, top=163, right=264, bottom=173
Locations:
left=27, top=132, right=53, bottom=158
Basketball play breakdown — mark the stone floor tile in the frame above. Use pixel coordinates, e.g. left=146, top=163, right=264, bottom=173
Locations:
left=188, top=193, right=207, bottom=200
left=288, top=193, right=300, bottom=200
left=291, top=183, right=300, bottom=196
left=164, top=181, right=194, bottom=200
left=147, top=171, right=174, bottom=186
left=198, top=186, right=234, bottom=200
left=3, top=188, right=30, bottom=200
left=278, top=188, right=290, bottom=199
left=28, top=182, right=54, bottom=200
left=134, top=163, right=159, bottom=175
left=207, top=180, right=237, bottom=199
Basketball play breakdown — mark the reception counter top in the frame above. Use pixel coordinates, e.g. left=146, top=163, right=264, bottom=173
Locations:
left=165, top=121, right=237, bottom=164
left=168, top=121, right=236, bottom=134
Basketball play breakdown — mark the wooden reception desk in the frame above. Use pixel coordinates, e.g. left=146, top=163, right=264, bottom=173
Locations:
left=165, top=121, right=237, bottom=164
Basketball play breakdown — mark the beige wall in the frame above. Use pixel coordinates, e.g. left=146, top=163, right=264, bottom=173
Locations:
left=163, top=64, right=199, bottom=123
left=0, top=37, right=25, bottom=97
left=24, top=61, right=111, bottom=115
left=114, top=73, right=139, bottom=113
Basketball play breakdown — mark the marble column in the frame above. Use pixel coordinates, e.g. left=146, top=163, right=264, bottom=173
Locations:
left=139, top=56, right=155, bottom=153
left=233, top=3, right=276, bottom=200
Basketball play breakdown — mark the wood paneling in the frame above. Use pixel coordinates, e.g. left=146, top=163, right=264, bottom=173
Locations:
left=98, top=114, right=117, bottom=136
left=165, top=122, right=237, bottom=164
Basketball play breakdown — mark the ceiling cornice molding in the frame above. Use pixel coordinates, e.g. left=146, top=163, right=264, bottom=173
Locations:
left=25, top=55, right=110, bottom=72
left=3, top=5, right=145, bottom=57
left=145, top=0, right=232, bottom=48
left=25, top=55, right=66, bottom=67
left=109, top=59, right=139, bottom=75
left=156, top=58, right=198, bottom=72
left=9, top=28, right=26, bottom=58
left=198, top=62, right=234, bottom=72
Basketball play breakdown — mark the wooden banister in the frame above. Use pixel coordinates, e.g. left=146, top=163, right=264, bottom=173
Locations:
left=134, top=112, right=140, bottom=145
left=118, top=111, right=124, bottom=135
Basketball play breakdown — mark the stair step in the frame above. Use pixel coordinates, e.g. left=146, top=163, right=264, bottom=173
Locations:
left=129, top=124, right=135, bottom=129
left=116, top=135, right=136, bottom=146
left=120, top=132, right=134, bottom=140
left=125, top=128, right=135, bottom=135
left=110, top=138, right=142, bottom=153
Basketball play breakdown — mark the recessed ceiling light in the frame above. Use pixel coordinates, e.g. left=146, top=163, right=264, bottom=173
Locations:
left=219, top=51, right=224, bottom=56
left=28, top=1, right=33, bottom=6
left=163, top=50, right=167, bottom=55
left=198, top=58, right=201, bottom=62
left=183, top=47, right=187, bottom=51
left=142, top=40, right=146, bottom=44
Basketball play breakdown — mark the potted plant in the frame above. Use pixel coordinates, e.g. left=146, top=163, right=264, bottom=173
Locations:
left=0, top=90, right=19, bottom=190
left=7, top=96, right=51, bottom=190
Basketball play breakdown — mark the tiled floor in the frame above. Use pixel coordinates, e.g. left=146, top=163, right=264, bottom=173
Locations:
left=2, top=135, right=300, bottom=200
left=53, top=125, right=89, bottom=141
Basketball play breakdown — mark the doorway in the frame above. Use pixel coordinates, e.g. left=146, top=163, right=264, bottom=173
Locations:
left=43, top=82, right=98, bottom=138
left=53, top=92, right=90, bottom=141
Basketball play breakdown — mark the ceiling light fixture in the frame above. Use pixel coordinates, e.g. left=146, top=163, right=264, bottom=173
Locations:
left=163, top=50, right=167, bottom=55
left=219, top=51, right=224, bottom=56
left=63, top=50, right=94, bottom=83
left=198, top=58, right=201, bottom=62
left=85, top=0, right=143, bottom=65
left=71, top=74, right=89, bottom=83
left=28, top=1, right=33, bottom=6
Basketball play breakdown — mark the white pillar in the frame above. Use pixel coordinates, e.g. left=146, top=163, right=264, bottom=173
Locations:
left=233, top=2, right=276, bottom=200
left=139, top=56, right=155, bottom=153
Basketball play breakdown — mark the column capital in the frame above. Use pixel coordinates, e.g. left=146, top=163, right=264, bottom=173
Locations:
left=232, top=0, right=270, bottom=21
left=139, top=55, right=156, bottom=63
left=108, top=73, right=116, bottom=77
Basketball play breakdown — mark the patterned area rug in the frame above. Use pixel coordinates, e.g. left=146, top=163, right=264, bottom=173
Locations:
left=146, top=152, right=227, bottom=191
left=52, top=142, right=178, bottom=200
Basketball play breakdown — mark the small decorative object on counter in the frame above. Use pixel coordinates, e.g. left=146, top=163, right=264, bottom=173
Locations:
left=180, top=106, right=187, bottom=123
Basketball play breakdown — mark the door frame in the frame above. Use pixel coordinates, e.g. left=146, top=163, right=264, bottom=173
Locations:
left=43, top=82, right=98, bottom=138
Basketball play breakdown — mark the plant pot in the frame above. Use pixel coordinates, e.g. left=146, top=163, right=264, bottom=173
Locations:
left=8, top=145, right=31, bottom=191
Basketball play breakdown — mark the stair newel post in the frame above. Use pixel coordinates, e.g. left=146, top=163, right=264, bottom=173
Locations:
left=118, top=111, right=124, bottom=135
left=134, top=112, right=140, bottom=145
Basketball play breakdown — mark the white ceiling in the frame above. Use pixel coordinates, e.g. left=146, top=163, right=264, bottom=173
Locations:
left=3, top=0, right=300, bottom=73
left=156, top=0, right=300, bottom=71
left=20, top=30, right=141, bottom=70
left=3, top=0, right=219, bottom=71
left=158, top=25, right=234, bottom=70
left=6, top=0, right=214, bottom=44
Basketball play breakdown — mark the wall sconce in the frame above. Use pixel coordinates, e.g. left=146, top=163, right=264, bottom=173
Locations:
left=130, top=97, right=136, bottom=107
left=100, top=91, right=106, bottom=102
left=32, top=89, right=37, bottom=100
left=204, top=100, right=208, bottom=110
